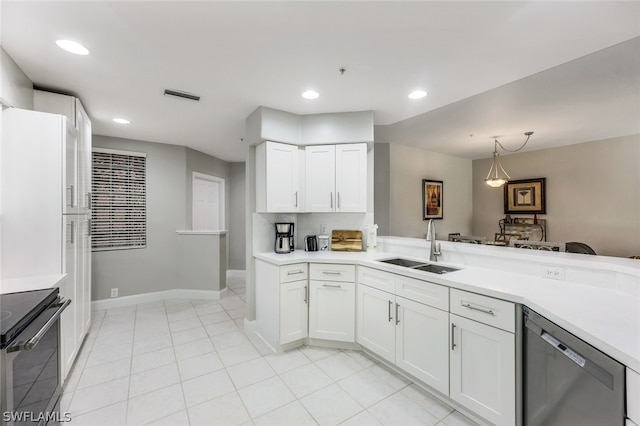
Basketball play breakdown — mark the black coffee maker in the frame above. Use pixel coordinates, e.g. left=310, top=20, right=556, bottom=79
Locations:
left=275, top=222, right=295, bottom=253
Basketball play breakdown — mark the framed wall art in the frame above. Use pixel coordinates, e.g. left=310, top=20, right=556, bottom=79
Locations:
left=504, top=178, right=546, bottom=214
left=422, top=179, right=443, bottom=220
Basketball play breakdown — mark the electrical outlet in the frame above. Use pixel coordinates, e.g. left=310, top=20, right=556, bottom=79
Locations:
left=540, top=266, right=565, bottom=280
left=320, top=224, right=327, bottom=234
left=110, top=288, right=118, bottom=298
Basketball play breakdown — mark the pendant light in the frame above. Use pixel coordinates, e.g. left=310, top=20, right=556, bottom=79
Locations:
left=484, top=131, right=534, bottom=188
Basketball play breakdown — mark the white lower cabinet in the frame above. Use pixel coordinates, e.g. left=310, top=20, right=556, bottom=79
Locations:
left=396, top=296, right=449, bottom=395
left=280, top=280, right=308, bottom=344
left=309, top=263, right=356, bottom=342
left=357, top=281, right=449, bottom=395
left=357, top=284, right=396, bottom=363
left=449, top=314, right=516, bottom=426
left=256, top=260, right=309, bottom=351
left=309, top=280, right=355, bottom=342
left=357, top=267, right=517, bottom=425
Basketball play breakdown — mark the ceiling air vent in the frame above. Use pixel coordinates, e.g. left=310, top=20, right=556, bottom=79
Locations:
left=163, top=89, right=201, bottom=102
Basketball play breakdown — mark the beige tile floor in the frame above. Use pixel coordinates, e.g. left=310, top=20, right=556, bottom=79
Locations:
left=60, top=277, right=479, bottom=426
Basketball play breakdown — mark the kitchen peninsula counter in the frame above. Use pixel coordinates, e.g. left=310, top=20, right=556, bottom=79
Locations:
left=255, top=238, right=640, bottom=372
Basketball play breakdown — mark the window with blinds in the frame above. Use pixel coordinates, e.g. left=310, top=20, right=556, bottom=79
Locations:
left=91, top=149, right=147, bottom=251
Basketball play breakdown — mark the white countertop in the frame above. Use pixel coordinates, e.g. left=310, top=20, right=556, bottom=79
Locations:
left=0, top=274, right=67, bottom=295
left=255, top=249, right=640, bottom=373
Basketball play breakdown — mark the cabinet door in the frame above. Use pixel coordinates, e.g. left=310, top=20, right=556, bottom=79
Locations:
left=280, top=280, right=308, bottom=344
left=357, top=284, right=395, bottom=363
left=60, top=217, right=78, bottom=381
left=335, top=143, right=367, bottom=212
left=450, top=314, right=515, bottom=426
left=266, top=142, right=299, bottom=212
left=396, top=296, right=449, bottom=395
left=64, top=121, right=78, bottom=214
left=76, top=100, right=92, bottom=213
left=78, top=217, right=92, bottom=335
left=309, top=280, right=355, bottom=342
left=305, top=145, right=336, bottom=212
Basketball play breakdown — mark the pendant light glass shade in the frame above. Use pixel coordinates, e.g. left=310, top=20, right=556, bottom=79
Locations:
left=484, top=142, right=510, bottom=187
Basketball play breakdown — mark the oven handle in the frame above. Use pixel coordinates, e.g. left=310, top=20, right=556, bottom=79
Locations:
left=7, top=299, right=71, bottom=353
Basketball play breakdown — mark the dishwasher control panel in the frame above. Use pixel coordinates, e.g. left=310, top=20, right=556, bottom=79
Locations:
left=542, top=331, right=586, bottom=367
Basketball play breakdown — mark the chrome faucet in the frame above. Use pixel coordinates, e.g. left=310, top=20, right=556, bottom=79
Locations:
left=426, top=219, right=441, bottom=262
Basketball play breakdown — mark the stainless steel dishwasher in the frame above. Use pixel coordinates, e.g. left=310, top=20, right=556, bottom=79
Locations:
left=523, top=306, right=625, bottom=425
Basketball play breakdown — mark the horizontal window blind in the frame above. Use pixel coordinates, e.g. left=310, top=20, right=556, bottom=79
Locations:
left=91, top=149, right=146, bottom=251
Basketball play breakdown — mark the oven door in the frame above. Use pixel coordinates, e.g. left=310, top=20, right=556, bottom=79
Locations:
left=1, top=298, right=70, bottom=426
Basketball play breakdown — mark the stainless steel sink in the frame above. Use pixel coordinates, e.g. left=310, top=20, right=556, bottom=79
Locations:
left=413, top=264, right=459, bottom=274
left=378, top=258, right=460, bottom=274
left=378, top=258, right=426, bottom=268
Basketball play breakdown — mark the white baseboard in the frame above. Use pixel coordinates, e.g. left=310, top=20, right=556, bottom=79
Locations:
left=243, top=318, right=256, bottom=334
left=92, top=288, right=222, bottom=311
left=227, top=270, right=246, bottom=279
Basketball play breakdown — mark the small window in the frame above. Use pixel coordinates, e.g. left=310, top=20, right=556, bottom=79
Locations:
left=91, top=148, right=146, bottom=251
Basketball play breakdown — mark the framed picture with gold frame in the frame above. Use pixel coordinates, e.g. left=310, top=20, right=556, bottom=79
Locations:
left=504, top=178, right=546, bottom=214
left=422, top=179, right=443, bottom=220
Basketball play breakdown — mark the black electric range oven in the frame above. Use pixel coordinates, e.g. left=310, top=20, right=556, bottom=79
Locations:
left=1, top=288, right=70, bottom=426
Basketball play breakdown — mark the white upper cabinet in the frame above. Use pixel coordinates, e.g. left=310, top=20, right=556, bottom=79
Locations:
left=256, top=141, right=301, bottom=213
left=305, top=145, right=336, bottom=212
left=34, top=90, right=92, bottom=214
left=305, top=143, right=367, bottom=213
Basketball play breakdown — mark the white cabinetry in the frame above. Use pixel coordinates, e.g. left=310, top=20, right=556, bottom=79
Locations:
left=357, top=284, right=396, bottom=362
left=357, top=267, right=450, bottom=394
left=256, top=141, right=301, bottom=213
left=305, top=143, right=367, bottom=212
left=357, top=268, right=517, bottom=423
left=256, top=260, right=308, bottom=350
left=309, top=264, right=356, bottom=342
left=34, top=91, right=93, bottom=381
left=2, top=97, right=92, bottom=382
left=449, top=289, right=516, bottom=426
left=396, top=295, right=449, bottom=394
left=280, top=279, right=308, bottom=344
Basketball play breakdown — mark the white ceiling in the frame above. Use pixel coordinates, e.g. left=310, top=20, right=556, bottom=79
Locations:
left=2, top=1, right=639, bottom=162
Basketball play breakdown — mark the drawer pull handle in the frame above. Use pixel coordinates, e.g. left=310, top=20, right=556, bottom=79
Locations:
left=388, top=300, right=393, bottom=322
left=322, top=284, right=342, bottom=288
left=462, top=302, right=495, bottom=316
left=287, top=270, right=305, bottom=275
left=322, top=271, right=342, bottom=275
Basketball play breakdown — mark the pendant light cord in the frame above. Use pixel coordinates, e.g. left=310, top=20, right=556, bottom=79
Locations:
left=495, top=131, right=534, bottom=153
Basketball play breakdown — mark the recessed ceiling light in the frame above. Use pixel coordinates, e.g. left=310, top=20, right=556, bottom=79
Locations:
left=113, top=118, right=130, bottom=125
left=302, top=90, right=320, bottom=100
left=55, top=39, right=90, bottom=56
left=408, top=90, right=427, bottom=99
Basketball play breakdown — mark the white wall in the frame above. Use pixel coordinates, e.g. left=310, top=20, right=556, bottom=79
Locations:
left=472, top=134, right=640, bottom=257
left=229, top=162, right=246, bottom=269
left=0, top=48, right=33, bottom=109
left=92, top=136, right=235, bottom=300
left=379, top=143, right=473, bottom=240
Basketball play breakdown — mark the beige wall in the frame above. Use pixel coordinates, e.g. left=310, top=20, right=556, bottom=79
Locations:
left=386, top=143, right=473, bottom=239
left=472, top=134, right=640, bottom=257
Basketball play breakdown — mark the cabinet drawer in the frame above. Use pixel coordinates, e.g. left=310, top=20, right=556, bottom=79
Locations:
left=280, top=263, right=308, bottom=283
left=310, top=263, right=355, bottom=282
left=395, top=275, right=448, bottom=311
left=450, top=289, right=515, bottom=333
left=358, top=266, right=395, bottom=293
